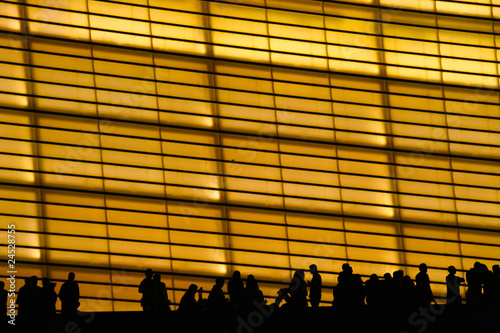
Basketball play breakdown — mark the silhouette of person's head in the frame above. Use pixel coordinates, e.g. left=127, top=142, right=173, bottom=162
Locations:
left=42, top=277, right=50, bottom=287
left=246, top=275, right=257, bottom=288
left=342, top=263, right=352, bottom=274
left=309, top=264, right=318, bottom=274
left=232, top=270, right=241, bottom=280
left=215, top=277, right=224, bottom=288
left=153, top=273, right=161, bottom=282
left=448, top=266, right=457, bottom=275
left=394, top=270, right=404, bottom=279
left=31, top=275, right=38, bottom=286
left=145, top=269, right=153, bottom=279
left=369, top=274, right=379, bottom=283
left=419, top=263, right=427, bottom=273
left=0, top=281, right=5, bottom=289
left=402, top=275, right=413, bottom=287
left=24, top=277, right=31, bottom=285
left=383, top=273, right=392, bottom=281
left=68, top=272, right=75, bottom=281
left=188, top=284, right=198, bottom=294
left=293, top=269, right=305, bottom=281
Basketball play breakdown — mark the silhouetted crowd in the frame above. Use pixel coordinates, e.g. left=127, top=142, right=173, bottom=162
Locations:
left=2, top=261, right=500, bottom=331
left=1, top=272, right=79, bottom=322
left=137, top=261, right=500, bottom=317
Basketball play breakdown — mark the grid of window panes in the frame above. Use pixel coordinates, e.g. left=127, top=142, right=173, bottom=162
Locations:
left=0, top=0, right=499, bottom=311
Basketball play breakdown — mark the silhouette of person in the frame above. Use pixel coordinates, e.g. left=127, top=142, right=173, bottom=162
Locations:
left=227, top=270, right=244, bottom=308
left=30, top=276, right=42, bottom=317
left=308, top=264, right=322, bottom=308
left=287, top=269, right=308, bottom=309
left=381, top=272, right=394, bottom=310
left=492, top=265, right=500, bottom=306
left=208, top=277, right=228, bottom=312
left=240, top=275, right=264, bottom=314
left=178, top=284, right=203, bottom=314
left=350, top=274, right=365, bottom=310
left=16, top=277, right=32, bottom=318
left=152, top=273, right=170, bottom=313
left=415, top=263, right=434, bottom=308
left=392, top=270, right=404, bottom=308
left=365, top=274, right=382, bottom=310
left=59, top=272, right=80, bottom=316
left=333, top=263, right=353, bottom=309
left=446, top=266, right=464, bottom=308
left=139, top=268, right=154, bottom=312
left=466, top=261, right=485, bottom=306
left=401, top=275, right=417, bottom=314
left=41, top=277, right=57, bottom=316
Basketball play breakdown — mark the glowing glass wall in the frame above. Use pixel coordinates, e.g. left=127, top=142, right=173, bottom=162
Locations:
left=1, top=0, right=499, bottom=311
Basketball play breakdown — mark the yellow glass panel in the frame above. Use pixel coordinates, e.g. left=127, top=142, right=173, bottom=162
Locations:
left=267, top=7, right=327, bottom=69
left=0, top=199, right=42, bottom=261
left=288, top=213, right=345, bottom=232
left=267, top=0, right=323, bottom=12
left=281, top=164, right=338, bottom=186
left=210, top=3, right=268, bottom=62
left=286, top=196, right=341, bottom=213
left=450, top=142, right=500, bottom=158
left=331, top=77, right=387, bottom=145
left=229, top=221, right=286, bottom=240
left=400, top=194, right=455, bottom=213
left=0, top=154, right=35, bottom=184
left=450, top=129, right=500, bottom=151
left=444, top=87, right=499, bottom=117
left=0, top=110, right=35, bottom=182
left=277, top=114, right=334, bottom=141
left=456, top=186, right=499, bottom=204
left=218, top=108, right=276, bottom=135
left=27, top=4, right=89, bottom=40
left=156, top=62, right=214, bottom=127
left=88, top=1, right=150, bottom=48
left=398, top=179, right=454, bottom=198
left=211, top=31, right=268, bottom=62
left=109, top=239, right=170, bottom=258
left=448, top=114, right=500, bottom=133
left=443, top=70, right=497, bottom=89
left=150, top=0, right=206, bottom=55
left=231, top=250, right=289, bottom=270
left=43, top=190, right=106, bottom=220
left=221, top=135, right=280, bottom=176
left=459, top=213, right=499, bottom=231
left=436, top=1, right=491, bottom=18
left=172, top=257, right=228, bottom=276
left=218, top=87, right=274, bottom=109
left=0, top=77, right=28, bottom=107
left=0, top=1, right=22, bottom=31
left=453, top=170, right=499, bottom=189
left=34, top=81, right=95, bottom=104
left=95, top=74, right=156, bottom=97
left=392, top=127, right=449, bottom=153
left=457, top=200, right=499, bottom=218
left=45, top=220, right=108, bottom=238
left=324, top=4, right=379, bottom=74
left=228, top=208, right=285, bottom=227
left=168, top=205, right=227, bottom=275
left=394, top=154, right=452, bottom=182
left=338, top=148, right=391, bottom=177
left=380, top=0, right=435, bottom=10
left=96, top=88, right=157, bottom=109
